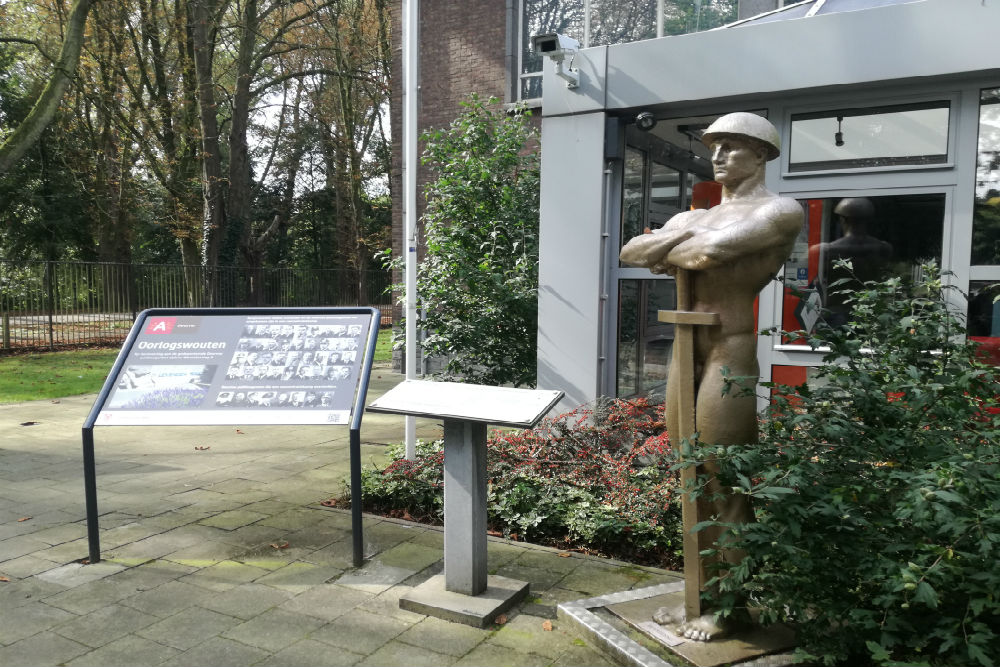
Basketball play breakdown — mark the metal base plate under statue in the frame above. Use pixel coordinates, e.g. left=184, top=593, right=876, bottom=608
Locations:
left=558, top=582, right=797, bottom=667
left=367, top=380, right=562, bottom=628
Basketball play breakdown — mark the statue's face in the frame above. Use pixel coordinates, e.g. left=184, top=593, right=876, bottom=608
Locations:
left=709, top=135, right=764, bottom=187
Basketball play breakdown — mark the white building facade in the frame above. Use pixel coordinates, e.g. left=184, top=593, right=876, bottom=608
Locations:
left=535, top=0, right=1000, bottom=410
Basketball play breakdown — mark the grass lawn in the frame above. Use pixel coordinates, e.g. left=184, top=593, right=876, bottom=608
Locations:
left=0, top=329, right=395, bottom=404
left=0, top=348, right=121, bottom=403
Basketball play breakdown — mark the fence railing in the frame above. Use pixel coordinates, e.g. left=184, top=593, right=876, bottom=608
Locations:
left=0, top=259, right=393, bottom=350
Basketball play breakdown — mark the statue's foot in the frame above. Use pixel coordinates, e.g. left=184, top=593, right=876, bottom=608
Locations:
left=652, top=604, right=683, bottom=627
left=652, top=604, right=752, bottom=643
left=676, top=614, right=728, bottom=642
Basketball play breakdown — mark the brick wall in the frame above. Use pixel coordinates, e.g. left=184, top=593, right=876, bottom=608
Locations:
left=389, top=0, right=510, bottom=370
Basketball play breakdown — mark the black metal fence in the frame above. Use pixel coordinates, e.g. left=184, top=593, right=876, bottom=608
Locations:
left=0, top=259, right=393, bottom=350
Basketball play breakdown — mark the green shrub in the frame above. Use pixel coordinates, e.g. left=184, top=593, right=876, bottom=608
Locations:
left=384, top=94, right=539, bottom=387
left=349, top=397, right=682, bottom=565
left=704, top=262, right=1000, bottom=666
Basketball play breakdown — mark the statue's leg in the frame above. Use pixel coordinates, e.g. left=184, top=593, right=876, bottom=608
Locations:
left=695, top=340, right=757, bottom=565
left=664, top=343, right=681, bottom=446
left=663, top=337, right=755, bottom=641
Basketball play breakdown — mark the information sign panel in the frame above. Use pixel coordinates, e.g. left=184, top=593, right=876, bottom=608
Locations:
left=82, top=307, right=379, bottom=567
left=96, top=310, right=374, bottom=426
left=367, top=380, right=563, bottom=429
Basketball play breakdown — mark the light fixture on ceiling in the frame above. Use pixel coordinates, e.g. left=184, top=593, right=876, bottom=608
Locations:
left=835, top=115, right=845, bottom=147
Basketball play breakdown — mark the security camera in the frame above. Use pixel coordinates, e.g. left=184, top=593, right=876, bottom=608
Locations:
left=531, top=33, right=581, bottom=89
left=635, top=111, right=657, bottom=132
left=531, top=33, right=580, bottom=63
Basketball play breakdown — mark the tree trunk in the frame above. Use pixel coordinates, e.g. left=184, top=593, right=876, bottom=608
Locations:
left=188, top=0, right=226, bottom=303
left=229, top=0, right=257, bottom=304
left=0, top=0, right=94, bottom=175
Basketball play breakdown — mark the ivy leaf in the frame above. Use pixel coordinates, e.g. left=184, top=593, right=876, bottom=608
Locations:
left=913, top=581, right=938, bottom=608
left=865, top=640, right=891, bottom=662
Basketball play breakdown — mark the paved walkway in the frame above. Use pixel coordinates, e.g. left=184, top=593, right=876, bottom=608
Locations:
left=0, top=367, right=681, bottom=667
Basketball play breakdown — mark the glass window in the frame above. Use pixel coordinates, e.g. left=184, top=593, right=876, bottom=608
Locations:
left=617, top=279, right=676, bottom=399
left=589, top=0, right=657, bottom=47
left=780, top=193, right=945, bottom=342
left=972, top=88, right=1000, bottom=265
left=520, top=0, right=585, bottom=100
left=518, top=1, right=738, bottom=100
left=661, top=0, right=737, bottom=35
left=788, top=102, right=950, bottom=173
left=621, top=147, right=646, bottom=256
left=649, top=162, right=683, bottom=229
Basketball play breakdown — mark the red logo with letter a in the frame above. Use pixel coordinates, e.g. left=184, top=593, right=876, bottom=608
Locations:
left=146, top=317, right=176, bottom=334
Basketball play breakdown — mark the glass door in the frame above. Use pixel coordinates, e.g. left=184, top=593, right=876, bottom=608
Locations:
left=613, top=120, right=716, bottom=399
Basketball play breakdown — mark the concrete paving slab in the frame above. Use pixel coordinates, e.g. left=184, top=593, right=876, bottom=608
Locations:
left=0, top=631, right=90, bottom=666
left=158, top=636, right=270, bottom=667
left=335, top=560, right=415, bottom=593
left=178, top=559, right=269, bottom=592
left=487, top=613, right=580, bottom=660
left=374, top=541, right=443, bottom=572
left=254, top=561, right=344, bottom=590
left=309, top=608, right=412, bottom=654
left=63, top=635, right=182, bottom=667
left=0, top=575, right=71, bottom=610
left=0, top=600, right=78, bottom=646
left=136, top=606, right=243, bottom=651
left=23, top=522, right=89, bottom=546
left=454, top=642, right=551, bottom=667
left=198, top=582, right=296, bottom=620
left=277, top=583, right=373, bottom=622
left=396, top=614, right=490, bottom=656
left=255, top=639, right=364, bottom=667
left=0, top=554, right=62, bottom=579
left=119, top=579, right=218, bottom=618
left=354, top=585, right=429, bottom=624
left=357, top=639, right=458, bottom=667
left=43, top=576, right=148, bottom=615
left=52, top=602, right=159, bottom=648
left=221, top=608, right=326, bottom=652
left=558, top=562, right=649, bottom=596
left=0, top=533, right=54, bottom=560
left=35, top=561, right=126, bottom=588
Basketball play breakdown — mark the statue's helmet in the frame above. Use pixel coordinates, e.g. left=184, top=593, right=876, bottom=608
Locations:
left=833, top=197, right=876, bottom=219
left=701, top=112, right=781, bottom=161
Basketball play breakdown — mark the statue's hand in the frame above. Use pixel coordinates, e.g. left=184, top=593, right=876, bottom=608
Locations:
left=620, top=220, right=701, bottom=268
left=649, top=260, right=676, bottom=276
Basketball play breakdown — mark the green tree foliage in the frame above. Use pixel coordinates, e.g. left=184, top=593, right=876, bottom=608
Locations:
left=0, top=0, right=392, bottom=282
left=402, top=95, right=540, bottom=387
left=0, top=0, right=93, bottom=176
left=701, top=262, right=1000, bottom=666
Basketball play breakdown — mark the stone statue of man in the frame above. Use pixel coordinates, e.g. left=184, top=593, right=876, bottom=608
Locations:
left=620, top=112, right=803, bottom=641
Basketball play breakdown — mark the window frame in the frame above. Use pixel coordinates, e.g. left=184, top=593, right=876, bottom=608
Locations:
left=781, top=92, right=961, bottom=179
left=766, top=184, right=957, bottom=358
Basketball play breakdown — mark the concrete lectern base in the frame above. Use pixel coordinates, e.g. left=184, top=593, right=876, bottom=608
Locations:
left=400, top=574, right=530, bottom=628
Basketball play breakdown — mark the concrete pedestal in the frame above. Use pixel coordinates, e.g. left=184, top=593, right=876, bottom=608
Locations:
left=400, top=574, right=530, bottom=628
left=366, top=381, right=561, bottom=626
left=443, top=419, right=488, bottom=595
